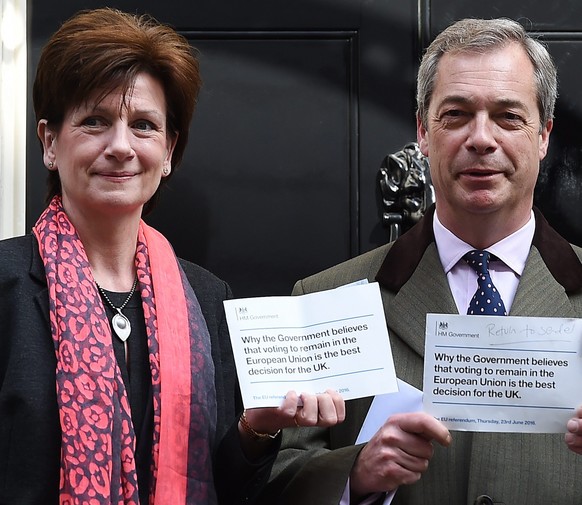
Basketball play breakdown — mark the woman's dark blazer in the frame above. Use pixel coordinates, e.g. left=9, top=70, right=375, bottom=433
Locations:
left=0, top=234, right=275, bottom=505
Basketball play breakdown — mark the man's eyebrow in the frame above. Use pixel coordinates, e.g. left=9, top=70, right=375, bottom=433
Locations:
left=437, top=95, right=472, bottom=107
left=437, top=95, right=527, bottom=110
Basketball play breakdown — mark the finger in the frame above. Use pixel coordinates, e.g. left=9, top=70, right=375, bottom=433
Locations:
left=392, top=412, right=451, bottom=447
left=296, top=392, right=318, bottom=425
left=370, top=440, right=432, bottom=473
left=351, top=435, right=431, bottom=495
left=311, top=391, right=344, bottom=427
left=374, top=423, right=436, bottom=460
left=249, top=391, right=297, bottom=421
left=363, top=448, right=428, bottom=486
left=567, top=417, right=580, bottom=434
left=244, top=391, right=302, bottom=432
left=393, top=448, right=431, bottom=474
left=279, top=390, right=300, bottom=416
left=565, top=415, right=582, bottom=454
left=565, top=431, right=582, bottom=454
left=325, top=388, right=346, bottom=422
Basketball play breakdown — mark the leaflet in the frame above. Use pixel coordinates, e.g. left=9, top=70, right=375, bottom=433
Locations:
left=423, top=314, right=582, bottom=433
left=224, top=282, right=398, bottom=408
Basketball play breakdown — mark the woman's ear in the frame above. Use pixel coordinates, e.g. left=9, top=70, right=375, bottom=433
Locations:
left=37, top=119, right=58, bottom=170
left=164, top=132, right=178, bottom=166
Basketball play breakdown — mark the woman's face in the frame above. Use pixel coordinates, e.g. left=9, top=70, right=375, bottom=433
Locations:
left=38, top=73, right=176, bottom=221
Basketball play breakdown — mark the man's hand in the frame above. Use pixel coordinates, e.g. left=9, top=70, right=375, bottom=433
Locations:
left=565, top=405, right=582, bottom=454
left=350, top=412, right=451, bottom=501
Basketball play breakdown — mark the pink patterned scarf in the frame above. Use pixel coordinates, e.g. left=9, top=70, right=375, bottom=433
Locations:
left=33, top=196, right=217, bottom=504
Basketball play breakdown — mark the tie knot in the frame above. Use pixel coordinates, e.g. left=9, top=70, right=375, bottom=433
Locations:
left=463, top=249, right=491, bottom=275
left=463, top=249, right=507, bottom=315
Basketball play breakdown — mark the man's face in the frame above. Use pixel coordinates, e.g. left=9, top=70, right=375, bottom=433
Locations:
left=417, top=42, right=552, bottom=235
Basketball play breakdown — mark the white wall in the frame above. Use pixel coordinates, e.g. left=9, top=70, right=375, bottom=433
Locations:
left=0, top=0, right=26, bottom=239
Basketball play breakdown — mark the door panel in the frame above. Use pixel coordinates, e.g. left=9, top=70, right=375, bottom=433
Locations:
left=536, top=39, right=582, bottom=246
left=429, top=0, right=582, bottom=32
left=147, top=34, right=356, bottom=296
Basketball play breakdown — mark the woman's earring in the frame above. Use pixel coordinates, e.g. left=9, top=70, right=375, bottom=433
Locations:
left=48, top=161, right=54, bottom=169
left=162, top=166, right=171, bottom=176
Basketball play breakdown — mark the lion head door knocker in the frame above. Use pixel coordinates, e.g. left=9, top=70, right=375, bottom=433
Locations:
left=377, top=142, right=435, bottom=242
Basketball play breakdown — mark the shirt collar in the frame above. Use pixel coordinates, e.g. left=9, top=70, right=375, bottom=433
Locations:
left=433, top=210, right=535, bottom=276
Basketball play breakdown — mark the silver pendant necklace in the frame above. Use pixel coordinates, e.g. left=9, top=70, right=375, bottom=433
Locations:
left=96, top=276, right=138, bottom=342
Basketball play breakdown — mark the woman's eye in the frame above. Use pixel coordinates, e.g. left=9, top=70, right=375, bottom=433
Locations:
left=134, top=120, right=155, bottom=131
left=82, top=116, right=105, bottom=127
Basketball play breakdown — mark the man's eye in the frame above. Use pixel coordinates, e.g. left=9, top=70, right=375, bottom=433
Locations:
left=503, top=112, right=522, bottom=121
left=443, top=110, right=464, bottom=117
left=497, top=112, right=526, bottom=128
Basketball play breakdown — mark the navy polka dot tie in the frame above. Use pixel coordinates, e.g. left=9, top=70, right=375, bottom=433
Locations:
left=463, top=250, right=507, bottom=316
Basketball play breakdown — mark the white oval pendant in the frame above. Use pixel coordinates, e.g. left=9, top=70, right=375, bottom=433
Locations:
left=112, top=311, right=131, bottom=342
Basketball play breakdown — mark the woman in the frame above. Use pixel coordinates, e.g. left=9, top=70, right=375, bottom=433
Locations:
left=0, top=8, right=344, bottom=504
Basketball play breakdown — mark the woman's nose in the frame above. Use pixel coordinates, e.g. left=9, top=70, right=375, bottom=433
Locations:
left=105, top=123, right=134, bottom=160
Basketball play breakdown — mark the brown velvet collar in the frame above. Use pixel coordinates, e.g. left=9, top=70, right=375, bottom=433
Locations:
left=376, top=205, right=582, bottom=294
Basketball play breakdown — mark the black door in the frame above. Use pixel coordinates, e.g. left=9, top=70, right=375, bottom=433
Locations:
left=27, top=0, right=419, bottom=297
left=27, top=0, right=582, bottom=297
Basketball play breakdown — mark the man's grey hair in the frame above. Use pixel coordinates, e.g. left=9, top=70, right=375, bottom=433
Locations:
left=416, top=18, right=558, bottom=129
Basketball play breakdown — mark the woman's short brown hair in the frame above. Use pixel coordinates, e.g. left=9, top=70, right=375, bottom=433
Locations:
left=33, top=7, right=202, bottom=213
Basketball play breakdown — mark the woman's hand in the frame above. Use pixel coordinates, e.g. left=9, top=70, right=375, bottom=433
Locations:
left=244, top=388, right=345, bottom=432
left=238, top=389, right=345, bottom=459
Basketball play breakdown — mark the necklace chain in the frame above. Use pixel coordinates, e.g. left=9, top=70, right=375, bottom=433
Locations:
left=96, top=275, right=138, bottom=313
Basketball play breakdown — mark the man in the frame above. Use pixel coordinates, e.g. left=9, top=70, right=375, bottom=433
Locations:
left=259, top=17, right=582, bottom=505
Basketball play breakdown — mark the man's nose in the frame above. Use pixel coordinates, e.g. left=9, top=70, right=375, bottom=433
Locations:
left=465, top=114, right=497, bottom=154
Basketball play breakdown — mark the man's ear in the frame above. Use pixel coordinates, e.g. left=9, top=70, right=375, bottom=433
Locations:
left=538, top=118, right=553, bottom=161
left=417, top=113, right=429, bottom=156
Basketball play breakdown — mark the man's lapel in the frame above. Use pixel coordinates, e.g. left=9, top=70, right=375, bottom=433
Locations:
left=511, top=246, right=576, bottom=317
left=383, top=243, right=457, bottom=359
